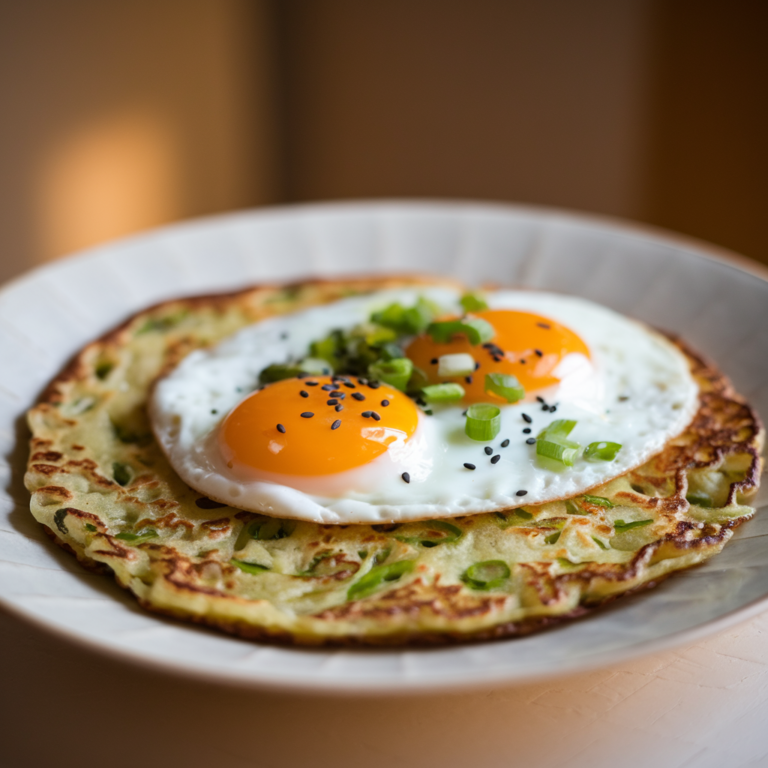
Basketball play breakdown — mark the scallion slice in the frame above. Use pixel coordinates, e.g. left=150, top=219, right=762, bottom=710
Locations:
left=613, top=518, right=653, bottom=532
left=115, top=528, right=158, bottom=544
left=437, top=352, right=476, bottom=377
left=536, top=438, right=581, bottom=466
left=686, top=492, right=712, bottom=508
left=347, top=560, right=415, bottom=601
left=544, top=531, right=561, bottom=545
left=592, top=536, right=608, bottom=550
left=394, top=520, right=462, bottom=547
left=485, top=373, right=525, bottom=403
left=371, top=297, right=437, bottom=335
left=584, top=441, right=622, bottom=461
left=465, top=403, right=501, bottom=441
left=581, top=494, right=614, bottom=508
left=299, top=357, right=334, bottom=376
left=231, top=559, right=270, bottom=575
left=422, top=382, right=465, bottom=404
left=459, top=291, right=489, bottom=312
left=427, top=316, right=495, bottom=345
left=368, top=358, right=413, bottom=391
left=538, top=419, right=577, bottom=440
left=462, top=560, right=510, bottom=590
left=248, top=518, right=296, bottom=540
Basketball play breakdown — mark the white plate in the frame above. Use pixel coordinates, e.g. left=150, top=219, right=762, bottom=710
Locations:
left=2, top=201, right=767, bottom=695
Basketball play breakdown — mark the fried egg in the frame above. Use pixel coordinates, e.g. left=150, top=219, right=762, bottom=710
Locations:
left=150, top=287, right=699, bottom=523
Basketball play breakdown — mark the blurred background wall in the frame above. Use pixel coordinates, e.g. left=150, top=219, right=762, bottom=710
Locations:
left=1, top=0, right=766, bottom=285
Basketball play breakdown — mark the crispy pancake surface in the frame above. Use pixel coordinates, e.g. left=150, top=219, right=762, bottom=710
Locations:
left=25, top=277, right=764, bottom=645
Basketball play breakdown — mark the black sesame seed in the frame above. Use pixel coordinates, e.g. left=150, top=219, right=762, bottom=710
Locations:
left=462, top=409, right=468, bottom=416
left=300, top=390, right=309, bottom=398
left=424, top=409, right=433, bottom=415
left=335, top=404, right=344, bottom=412
left=465, top=375, right=473, bottom=384
left=491, top=454, right=501, bottom=464
left=277, top=423, right=286, bottom=433
left=537, top=323, right=551, bottom=330
left=305, top=380, right=318, bottom=386
left=330, top=390, right=344, bottom=397
left=211, top=409, right=218, bottom=415
left=357, top=378, right=368, bottom=385
left=371, top=412, right=381, bottom=421
left=501, top=439, right=510, bottom=448
left=541, top=405, right=550, bottom=411
left=526, top=437, right=536, bottom=445
left=474, top=361, right=481, bottom=370
left=351, top=392, right=365, bottom=401
left=321, top=384, right=335, bottom=391
left=549, top=405, right=557, bottom=413
left=362, top=411, right=372, bottom=418
left=344, top=381, right=356, bottom=389
left=464, top=463, right=476, bottom=470
left=402, top=472, right=411, bottom=483
left=381, top=399, right=390, bottom=407
left=534, top=349, right=543, bottom=357
left=536, top=396, right=546, bottom=404
left=368, top=381, right=381, bottom=389
left=484, top=446, right=493, bottom=455
left=516, top=489, right=528, bottom=497
left=430, top=358, right=438, bottom=365
left=522, top=413, right=532, bottom=423
left=331, top=420, right=341, bottom=430
left=416, top=398, right=427, bottom=407
left=300, top=412, right=314, bottom=418
left=327, top=399, right=338, bottom=406
left=523, top=427, right=531, bottom=434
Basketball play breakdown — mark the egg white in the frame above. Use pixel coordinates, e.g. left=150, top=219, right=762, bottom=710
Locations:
left=150, top=287, right=699, bottom=523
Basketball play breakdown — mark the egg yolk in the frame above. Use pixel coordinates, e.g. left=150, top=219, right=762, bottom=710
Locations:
left=405, top=309, right=590, bottom=403
left=219, top=376, right=419, bottom=476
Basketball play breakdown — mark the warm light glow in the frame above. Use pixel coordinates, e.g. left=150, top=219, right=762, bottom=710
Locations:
left=36, top=111, right=182, bottom=261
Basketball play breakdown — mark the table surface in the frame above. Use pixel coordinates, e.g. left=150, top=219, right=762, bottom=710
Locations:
left=3, top=601, right=768, bottom=768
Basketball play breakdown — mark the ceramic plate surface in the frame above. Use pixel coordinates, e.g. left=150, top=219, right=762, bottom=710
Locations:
left=2, top=201, right=768, bottom=694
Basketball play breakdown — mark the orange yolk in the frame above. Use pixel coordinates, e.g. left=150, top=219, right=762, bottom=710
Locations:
left=219, top=376, right=419, bottom=476
left=405, top=309, right=590, bottom=403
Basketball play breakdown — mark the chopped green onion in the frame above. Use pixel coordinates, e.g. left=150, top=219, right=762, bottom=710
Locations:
left=584, top=441, right=622, bottom=461
left=494, top=509, right=533, bottom=528
left=437, top=353, right=476, bottom=377
left=485, top=373, right=525, bottom=403
left=581, top=494, right=614, bottom=508
left=53, top=509, right=68, bottom=534
left=372, top=547, right=391, bottom=566
left=565, top=500, right=582, bottom=515
left=231, top=559, right=270, bottom=575
left=592, top=536, right=608, bottom=550
left=465, top=403, right=501, bottom=441
left=613, top=519, right=653, bottom=532
left=536, top=439, right=581, bottom=466
left=422, top=382, right=465, bottom=404
left=95, top=360, right=114, bottom=380
left=310, top=329, right=344, bottom=366
left=538, top=419, right=577, bottom=440
left=259, top=362, right=303, bottom=383
left=427, top=316, right=495, bottom=346
left=394, top=520, right=462, bottom=547
left=300, top=551, right=356, bottom=579
left=368, top=358, right=413, bottom=391
left=362, top=324, right=398, bottom=346
left=371, top=297, right=437, bottom=335
left=544, top=531, right=561, bottom=545
left=459, top=291, right=489, bottom=313
left=115, top=528, right=158, bottom=544
left=347, top=560, right=415, bottom=601
left=299, top=357, right=334, bottom=376
left=112, top=462, right=132, bottom=486
left=379, top=342, right=405, bottom=361
left=462, top=560, right=510, bottom=590
left=686, top=492, right=713, bottom=508
left=84, top=523, right=97, bottom=532
left=248, top=518, right=296, bottom=540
